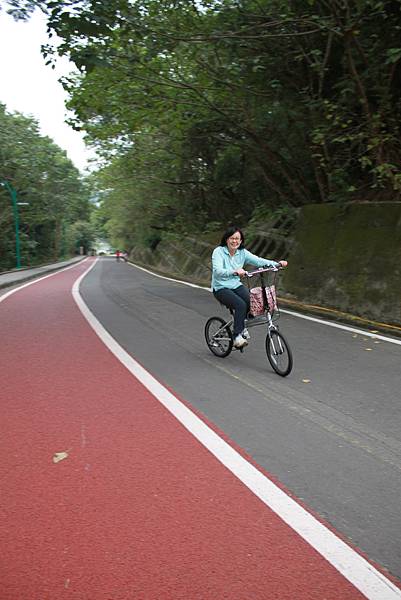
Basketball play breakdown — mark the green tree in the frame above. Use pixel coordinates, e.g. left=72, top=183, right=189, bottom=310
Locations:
left=65, top=219, right=96, bottom=255
left=5, top=0, right=400, bottom=250
left=0, top=103, right=92, bottom=269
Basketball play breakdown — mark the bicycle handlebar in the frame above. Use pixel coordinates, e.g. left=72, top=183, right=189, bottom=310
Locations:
left=245, top=265, right=282, bottom=277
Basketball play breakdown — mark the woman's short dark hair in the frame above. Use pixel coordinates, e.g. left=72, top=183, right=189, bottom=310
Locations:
left=219, top=226, right=245, bottom=249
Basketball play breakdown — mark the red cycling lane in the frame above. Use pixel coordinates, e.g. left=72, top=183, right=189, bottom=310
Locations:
left=0, top=259, right=399, bottom=600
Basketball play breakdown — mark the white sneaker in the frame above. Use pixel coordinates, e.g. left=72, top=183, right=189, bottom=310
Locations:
left=242, top=328, right=250, bottom=340
left=234, top=334, right=248, bottom=348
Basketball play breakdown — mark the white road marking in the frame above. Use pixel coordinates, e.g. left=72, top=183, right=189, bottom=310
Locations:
left=72, top=259, right=401, bottom=600
left=129, top=261, right=401, bottom=346
left=281, top=308, right=401, bottom=346
left=128, top=260, right=203, bottom=288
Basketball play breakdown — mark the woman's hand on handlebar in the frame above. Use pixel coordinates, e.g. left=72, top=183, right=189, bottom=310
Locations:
left=234, top=267, right=247, bottom=277
left=278, top=260, right=288, bottom=268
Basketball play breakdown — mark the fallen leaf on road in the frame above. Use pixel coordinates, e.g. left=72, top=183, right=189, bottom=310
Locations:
left=365, top=348, right=372, bottom=351
left=53, top=451, right=69, bottom=464
left=302, top=379, right=311, bottom=383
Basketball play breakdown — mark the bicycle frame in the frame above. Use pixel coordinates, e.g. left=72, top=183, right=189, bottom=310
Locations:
left=215, top=267, right=279, bottom=329
left=212, top=318, right=234, bottom=339
left=205, top=265, right=293, bottom=375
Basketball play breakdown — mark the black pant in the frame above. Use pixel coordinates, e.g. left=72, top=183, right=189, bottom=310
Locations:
left=213, top=285, right=250, bottom=337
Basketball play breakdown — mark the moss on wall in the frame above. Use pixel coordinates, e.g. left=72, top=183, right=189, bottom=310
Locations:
left=283, top=203, right=401, bottom=324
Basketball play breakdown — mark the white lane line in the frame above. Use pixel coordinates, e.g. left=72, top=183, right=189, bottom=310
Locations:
left=73, top=260, right=401, bottom=599
left=127, top=260, right=203, bottom=288
left=281, top=308, right=401, bottom=346
left=129, top=261, right=401, bottom=346
left=0, top=258, right=90, bottom=304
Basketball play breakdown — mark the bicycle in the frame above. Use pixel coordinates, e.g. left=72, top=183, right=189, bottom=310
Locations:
left=204, top=266, right=293, bottom=377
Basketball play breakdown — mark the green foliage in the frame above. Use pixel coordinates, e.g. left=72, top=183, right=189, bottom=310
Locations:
left=65, top=220, right=97, bottom=254
left=0, top=103, right=93, bottom=269
left=5, top=0, right=401, bottom=251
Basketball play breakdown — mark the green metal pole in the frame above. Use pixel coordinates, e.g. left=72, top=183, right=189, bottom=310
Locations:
left=1, top=180, right=21, bottom=269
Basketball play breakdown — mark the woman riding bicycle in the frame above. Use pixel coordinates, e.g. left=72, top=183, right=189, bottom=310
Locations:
left=211, top=226, right=288, bottom=349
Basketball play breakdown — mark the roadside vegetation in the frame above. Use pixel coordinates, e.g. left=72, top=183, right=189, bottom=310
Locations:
left=0, top=103, right=97, bottom=270
left=2, top=0, right=401, bottom=255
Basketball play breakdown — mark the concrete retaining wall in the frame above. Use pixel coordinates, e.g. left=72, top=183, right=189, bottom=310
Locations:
left=129, top=203, right=401, bottom=327
left=283, top=203, right=401, bottom=326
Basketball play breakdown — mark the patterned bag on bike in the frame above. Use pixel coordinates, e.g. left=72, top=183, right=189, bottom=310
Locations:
left=249, top=286, right=277, bottom=316
left=249, top=287, right=264, bottom=316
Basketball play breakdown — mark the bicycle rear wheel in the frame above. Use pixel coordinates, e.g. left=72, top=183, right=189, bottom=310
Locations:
left=265, top=329, right=293, bottom=376
left=205, top=317, right=233, bottom=358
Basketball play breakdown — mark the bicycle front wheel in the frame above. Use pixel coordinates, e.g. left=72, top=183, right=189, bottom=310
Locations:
left=265, top=329, right=293, bottom=376
left=205, top=317, right=233, bottom=358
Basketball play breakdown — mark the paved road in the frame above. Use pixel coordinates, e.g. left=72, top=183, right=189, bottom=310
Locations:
left=1, top=257, right=400, bottom=599
left=80, top=258, right=401, bottom=581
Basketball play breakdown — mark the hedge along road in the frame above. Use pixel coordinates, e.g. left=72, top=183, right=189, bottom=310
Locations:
left=0, top=258, right=400, bottom=599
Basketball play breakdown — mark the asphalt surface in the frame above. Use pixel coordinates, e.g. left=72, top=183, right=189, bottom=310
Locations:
left=78, top=257, right=401, bottom=582
left=2, top=257, right=387, bottom=600
left=1, top=256, right=401, bottom=597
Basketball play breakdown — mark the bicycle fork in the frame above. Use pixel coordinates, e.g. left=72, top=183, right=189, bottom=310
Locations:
left=266, top=314, right=284, bottom=356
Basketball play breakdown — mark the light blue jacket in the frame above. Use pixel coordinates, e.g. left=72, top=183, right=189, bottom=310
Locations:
left=211, top=246, right=278, bottom=291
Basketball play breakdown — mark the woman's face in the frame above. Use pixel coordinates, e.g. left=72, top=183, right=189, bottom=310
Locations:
left=226, top=231, right=242, bottom=253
